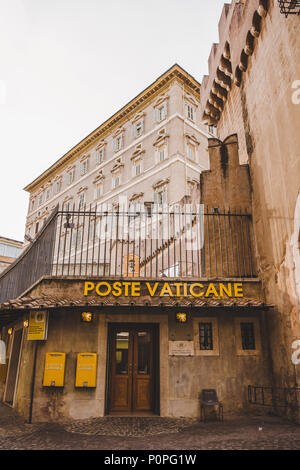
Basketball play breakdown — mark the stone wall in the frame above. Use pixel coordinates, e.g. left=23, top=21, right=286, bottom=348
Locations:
left=200, top=0, right=300, bottom=394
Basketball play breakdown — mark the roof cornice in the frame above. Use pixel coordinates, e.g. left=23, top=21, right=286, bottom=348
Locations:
left=24, top=64, right=201, bottom=193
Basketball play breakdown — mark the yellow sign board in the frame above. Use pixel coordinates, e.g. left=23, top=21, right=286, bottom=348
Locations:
left=27, top=311, right=48, bottom=341
left=84, top=281, right=244, bottom=298
left=43, top=352, right=66, bottom=387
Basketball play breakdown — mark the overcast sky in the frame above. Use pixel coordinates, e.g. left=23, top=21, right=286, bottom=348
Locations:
left=0, top=0, right=226, bottom=241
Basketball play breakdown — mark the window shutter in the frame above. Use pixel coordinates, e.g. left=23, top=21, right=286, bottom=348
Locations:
left=163, top=102, right=167, bottom=119
left=132, top=125, right=135, bottom=137
left=153, top=191, right=158, bottom=204
left=113, top=139, right=116, bottom=151
left=140, top=120, right=144, bottom=133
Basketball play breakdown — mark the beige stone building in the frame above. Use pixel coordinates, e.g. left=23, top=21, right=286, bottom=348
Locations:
left=0, top=237, right=23, bottom=274
left=24, top=65, right=211, bottom=240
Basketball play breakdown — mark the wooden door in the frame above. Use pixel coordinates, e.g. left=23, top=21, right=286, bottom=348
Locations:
left=109, top=325, right=154, bottom=412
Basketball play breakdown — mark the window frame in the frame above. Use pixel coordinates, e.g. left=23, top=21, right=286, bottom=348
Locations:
left=80, top=159, right=89, bottom=176
left=234, top=317, right=261, bottom=356
left=193, top=317, right=220, bottom=356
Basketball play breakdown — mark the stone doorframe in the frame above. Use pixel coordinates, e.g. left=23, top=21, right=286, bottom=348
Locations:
left=95, top=312, right=169, bottom=417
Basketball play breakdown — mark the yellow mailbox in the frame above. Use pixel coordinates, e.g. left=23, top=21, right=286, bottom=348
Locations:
left=43, top=352, right=66, bottom=387
left=75, top=353, right=97, bottom=388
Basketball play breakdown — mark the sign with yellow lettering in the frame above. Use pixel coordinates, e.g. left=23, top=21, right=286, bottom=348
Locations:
left=27, top=311, right=48, bottom=341
left=83, top=281, right=244, bottom=299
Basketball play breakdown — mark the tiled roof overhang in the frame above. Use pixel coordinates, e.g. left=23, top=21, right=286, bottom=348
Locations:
left=0, top=294, right=270, bottom=312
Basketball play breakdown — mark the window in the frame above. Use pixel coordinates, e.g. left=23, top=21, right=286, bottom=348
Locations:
left=78, top=193, right=85, bottom=209
left=234, top=317, right=261, bottom=356
left=133, top=159, right=142, bottom=176
left=187, top=104, right=195, bottom=121
left=240, top=323, right=256, bottom=350
left=55, top=180, right=62, bottom=194
left=187, top=144, right=195, bottom=161
left=45, top=187, right=51, bottom=201
left=67, top=168, right=75, bottom=185
left=80, top=159, right=89, bottom=176
left=154, top=102, right=167, bottom=122
left=0, top=244, right=22, bottom=258
left=95, top=149, right=104, bottom=164
left=95, top=183, right=103, bottom=199
left=199, top=323, right=213, bottom=350
left=132, top=120, right=144, bottom=138
left=154, top=189, right=166, bottom=206
left=35, top=222, right=39, bottom=234
left=194, top=318, right=219, bottom=356
left=38, top=194, right=43, bottom=206
left=31, top=200, right=35, bottom=211
left=161, top=263, right=180, bottom=277
left=158, top=144, right=166, bottom=162
left=158, top=104, right=167, bottom=121
left=64, top=200, right=73, bottom=212
left=113, top=135, right=123, bottom=152
left=113, top=174, right=120, bottom=188
left=208, top=125, right=216, bottom=136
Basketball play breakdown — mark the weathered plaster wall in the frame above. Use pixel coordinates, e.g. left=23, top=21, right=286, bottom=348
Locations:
left=12, top=306, right=271, bottom=421
left=169, top=310, right=272, bottom=417
left=200, top=1, right=300, bottom=393
left=15, top=309, right=99, bottom=422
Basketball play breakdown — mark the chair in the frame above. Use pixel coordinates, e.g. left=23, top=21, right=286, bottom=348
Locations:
left=200, top=389, right=223, bottom=422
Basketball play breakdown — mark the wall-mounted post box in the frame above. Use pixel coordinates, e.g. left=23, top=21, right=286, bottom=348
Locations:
left=43, top=352, right=66, bottom=387
left=75, top=353, right=97, bottom=387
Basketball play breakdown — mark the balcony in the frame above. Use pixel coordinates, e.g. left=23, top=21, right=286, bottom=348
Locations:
left=0, top=205, right=256, bottom=304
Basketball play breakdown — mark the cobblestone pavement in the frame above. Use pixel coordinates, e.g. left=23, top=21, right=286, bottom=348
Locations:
left=0, top=403, right=300, bottom=450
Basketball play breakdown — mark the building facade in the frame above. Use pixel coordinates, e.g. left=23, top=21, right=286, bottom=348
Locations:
left=24, top=65, right=211, bottom=241
left=0, top=32, right=293, bottom=423
left=0, top=237, right=23, bottom=274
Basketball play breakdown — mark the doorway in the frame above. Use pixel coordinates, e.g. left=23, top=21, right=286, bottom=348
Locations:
left=107, top=324, right=159, bottom=414
left=4, top=328, right=23, bottom=405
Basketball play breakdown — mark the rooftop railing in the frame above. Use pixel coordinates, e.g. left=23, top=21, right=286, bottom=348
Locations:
left=0, top=204, right=256, bottom=304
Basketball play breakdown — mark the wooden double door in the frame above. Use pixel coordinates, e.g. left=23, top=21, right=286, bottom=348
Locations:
left=109, top=325, right=156, bottom=413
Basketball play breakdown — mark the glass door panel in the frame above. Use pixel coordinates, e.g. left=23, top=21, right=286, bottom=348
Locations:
left=115, top=331, right=129, bottom=375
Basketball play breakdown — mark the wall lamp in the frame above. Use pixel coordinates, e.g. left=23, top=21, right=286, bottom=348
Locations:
left=81, top=312, right=93, bottom=323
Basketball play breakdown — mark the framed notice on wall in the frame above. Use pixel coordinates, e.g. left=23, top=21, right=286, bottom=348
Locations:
left=27, top=311, right=49, bottom=341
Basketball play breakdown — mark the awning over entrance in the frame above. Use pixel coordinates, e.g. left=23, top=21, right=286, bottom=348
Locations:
left=0, top=293, right=268, bottom=311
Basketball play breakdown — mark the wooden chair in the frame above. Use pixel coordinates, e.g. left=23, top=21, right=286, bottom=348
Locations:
left=200, top=389, right=223, bottom=422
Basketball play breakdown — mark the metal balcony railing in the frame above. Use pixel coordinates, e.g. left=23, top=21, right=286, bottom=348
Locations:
left=0, top=205, right=257, bottom=304
left=52, top=206, right=255, bottom=279
left=278, top=0, right=300, bottom=16
left=248, top=385, right=300, bottom=409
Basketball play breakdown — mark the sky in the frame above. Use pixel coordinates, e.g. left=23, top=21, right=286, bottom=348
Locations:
left=0, top=0, right=227, bottom=241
